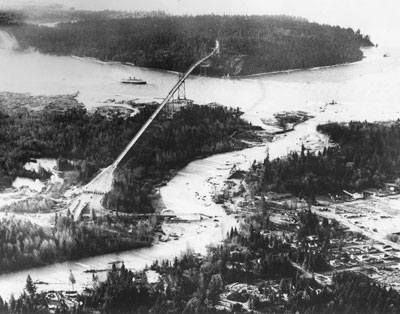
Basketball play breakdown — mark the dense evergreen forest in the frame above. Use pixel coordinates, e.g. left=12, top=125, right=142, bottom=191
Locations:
left=0, top=102, right=152, bottom=189
left=261, top=121, right=400, bottom=198
left=5, top=214, right=399, bottom=314
left=5, top=14, right=372, bottom=76
left=0, top=213, right=153, bottom=274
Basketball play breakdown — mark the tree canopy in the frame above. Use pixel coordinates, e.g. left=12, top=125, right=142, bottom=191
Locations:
left=6, top=14, right=372, bottom=76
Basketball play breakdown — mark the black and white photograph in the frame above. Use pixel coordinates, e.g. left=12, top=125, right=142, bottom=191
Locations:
left=0, top=0, right=399, bottom=313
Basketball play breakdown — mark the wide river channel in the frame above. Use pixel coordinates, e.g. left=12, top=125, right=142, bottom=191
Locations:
left=0, top=30, right=400, bottom=299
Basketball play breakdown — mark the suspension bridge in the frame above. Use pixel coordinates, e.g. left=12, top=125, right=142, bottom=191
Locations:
left=72, top=41, right=220, bottom=221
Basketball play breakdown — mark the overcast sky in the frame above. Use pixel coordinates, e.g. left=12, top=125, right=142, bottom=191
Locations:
left=1, top=0, right=399, bottom=45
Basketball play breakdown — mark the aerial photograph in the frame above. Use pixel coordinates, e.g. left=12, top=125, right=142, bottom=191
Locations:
left=0, top=0, right=399, bottom=313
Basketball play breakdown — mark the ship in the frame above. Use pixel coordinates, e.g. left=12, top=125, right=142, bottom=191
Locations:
left=121, top=76, right=147, bottom=85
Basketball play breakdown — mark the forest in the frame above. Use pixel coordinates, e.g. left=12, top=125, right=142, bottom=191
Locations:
left=0, top=212, right=153, bottom=274
left=4, top=213, right=399, bottom=314
left=5, top=14, right=373, bottom=76
left=0, top=96, right=253, bottom=214
left=2, top=5, right=167, bottom=25
left=289, top=271, right=400, bottom=314
left=104, top=105, right=255, bottom=213
left=0, top=94, right=256, bottom=271
left=0, top=102, right=153, bottom=189
left=260, top=121, right=400, bottom=198
left=0, top=10, right=23, bottom=25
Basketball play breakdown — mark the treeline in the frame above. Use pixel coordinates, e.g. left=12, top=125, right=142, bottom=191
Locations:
left=0, top=275, right=49, bottom=314
left=6, top=15, right=372, bottom=76
left=74, top=213, right=331, bottom=313
left=71, top=215, right=400, bottom=314
left=8, top=6, right=168, bottom=25
left=0, top=94, right=254, bottom=213
left=261, top=121, right=400, bottom=198
left=82, top=222, right=298, bottom=313
left=0, top=213, right=152, bottom=274
left=0, top=11, right=23, bottom=25
left=105, top=105, right=254, bottom=213
left=290, top=271, right=400, bottom=314
left=4, top=212, right=400, bottom=313
left=4, top=269, right=399, bottom=314
left=0, top=102, right=153, bottom=189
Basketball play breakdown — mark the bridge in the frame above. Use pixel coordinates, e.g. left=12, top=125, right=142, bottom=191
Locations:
left=73, top=41, right=220, bottom=220
left=112, top=40, right=220, bottom=168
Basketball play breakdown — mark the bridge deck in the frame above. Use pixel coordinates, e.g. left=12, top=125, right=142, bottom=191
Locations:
left=72, top=41, right=220, bottom=221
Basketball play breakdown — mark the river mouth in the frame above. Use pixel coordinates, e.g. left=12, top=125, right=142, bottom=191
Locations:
left=0, top=37, right=400, bottom=300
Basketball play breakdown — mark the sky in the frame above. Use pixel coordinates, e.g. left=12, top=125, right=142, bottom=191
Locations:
left=1, top=0, right=399, bottom=45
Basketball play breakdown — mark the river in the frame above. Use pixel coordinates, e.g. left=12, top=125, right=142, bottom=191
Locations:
left=0, top=30, right=400, bottom=299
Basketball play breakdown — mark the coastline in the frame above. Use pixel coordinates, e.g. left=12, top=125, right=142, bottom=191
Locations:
left=69, top=51, right=370, bottom=80
left=0, top=34, right=398, bottom=305
left=236, top=46, right=376, bottom=79
left=0, top=90, right=398, bottom=300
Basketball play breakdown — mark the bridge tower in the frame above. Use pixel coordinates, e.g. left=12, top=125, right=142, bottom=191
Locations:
left=176, top=72, right=186, bottom=101
left=165, top=73, right=188, bottom=118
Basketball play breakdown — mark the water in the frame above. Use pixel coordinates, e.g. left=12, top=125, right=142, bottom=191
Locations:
left=1, top=29, right=400, bottom=298
left=1, top=30, right=400, bottom=127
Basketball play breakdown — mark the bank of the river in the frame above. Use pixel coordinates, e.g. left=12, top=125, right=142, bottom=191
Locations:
left=0, top=91, right=259, bottom=296
left=0, top=29, right=400, bottom=301
left=0, top=114, right=326, bottom=299
left=2, top=110, right=398, bottom=300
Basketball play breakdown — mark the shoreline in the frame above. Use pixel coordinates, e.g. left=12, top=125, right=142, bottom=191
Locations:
left=0, top=239, right=152, bottom=277
left=236, top=45, right=376, bottom=79
left=0, top=102, right=398, bottom=300
left=69, top=52, right=370, bottom=80
left=0, top=93, right=260, bottom=296
left=0, top=38, right=397, bottom=302
left=0, top=127, right=267, bottom=300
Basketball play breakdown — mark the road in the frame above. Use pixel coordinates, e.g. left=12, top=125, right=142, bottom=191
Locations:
left=288, top=199, right=400, bottom=289
left=315, top=204, right=400, bottom=251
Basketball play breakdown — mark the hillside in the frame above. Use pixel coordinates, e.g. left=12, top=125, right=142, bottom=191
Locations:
left=5, top=14, right=373, bottom=76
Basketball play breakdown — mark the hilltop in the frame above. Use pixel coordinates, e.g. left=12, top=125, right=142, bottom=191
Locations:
left=3, top=13, right=373, bottom=76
